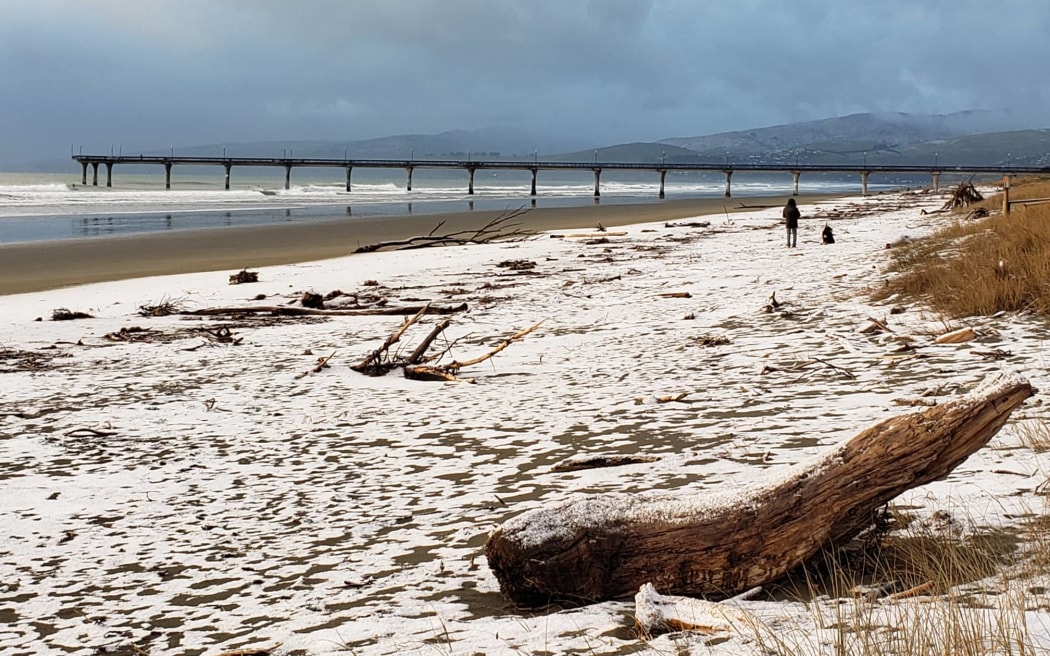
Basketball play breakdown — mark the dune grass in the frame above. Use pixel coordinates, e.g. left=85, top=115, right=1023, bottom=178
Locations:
left=745, top=509, right=1048, bottom=656
left=875, top=178, right=1050, bottom=318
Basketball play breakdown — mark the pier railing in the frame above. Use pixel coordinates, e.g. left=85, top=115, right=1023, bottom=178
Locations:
left=72, top=154, right=1049, bottom=198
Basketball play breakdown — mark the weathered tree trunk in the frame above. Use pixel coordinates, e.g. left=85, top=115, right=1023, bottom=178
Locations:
left=485, top=372, right=1033, bottom=606
left=181, top=303, right=467, bottom=317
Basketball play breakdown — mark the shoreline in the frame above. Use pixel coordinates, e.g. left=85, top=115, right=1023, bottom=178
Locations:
left=0, top=194, right=833, bottom=296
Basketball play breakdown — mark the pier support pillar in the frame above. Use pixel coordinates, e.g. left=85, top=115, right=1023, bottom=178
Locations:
left=792, top=171, right=801, bottom=196
left=861, top=171, right=869, bottom=196
left=724, top=170, right=733, bottom=197
left=658, top=170, right=666, bottom=199
left=91, top=162, right=99, bottom=186
left=284, top=165, right=292, bottom=191
left=345, top=166, right=353, bottom=192
left=932, top=172, right=941, bottom=192
left=164, top=162, right=172, bottom=189
left=1002, top=175, right=1011, bottom=216
left=593, top=168, right=602, bottom=197
left=468, top=167, right=476, bottom=195
left=224, top=163, right=232, bottom=190
left=105, top=162, right=113, bottom=188
left=406, top=166, right=414, bottom=192
left=530, top=168, right=538, bottom=196
left=81, top=162, right=88, bottom=185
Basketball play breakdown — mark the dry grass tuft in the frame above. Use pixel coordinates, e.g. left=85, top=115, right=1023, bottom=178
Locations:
left=876, top=178, right=1050, bottom=318
left=749, top=511, right=1043, bottom=656
left=1013, top=418, right=1050, bottom=453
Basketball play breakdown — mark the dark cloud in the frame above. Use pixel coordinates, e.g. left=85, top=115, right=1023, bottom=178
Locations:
left=2, top=0, right=1048, bottom=163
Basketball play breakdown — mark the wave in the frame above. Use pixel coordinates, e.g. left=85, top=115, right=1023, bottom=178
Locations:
left=278, top=182, right=405, bottom=195
left=0, top=183, right=76, bottom=194
left=0, top=171, right=894, bottom=222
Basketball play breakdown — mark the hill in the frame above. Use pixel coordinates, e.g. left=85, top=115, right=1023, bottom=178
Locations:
left=10, top=110, right=1050, bottom=172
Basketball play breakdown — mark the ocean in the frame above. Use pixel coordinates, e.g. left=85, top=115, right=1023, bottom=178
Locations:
left=0, top=168, right=897, bottom=244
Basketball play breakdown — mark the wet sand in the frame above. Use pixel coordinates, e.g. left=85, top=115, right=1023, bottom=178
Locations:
left=0, top=195, right=817, bottom=296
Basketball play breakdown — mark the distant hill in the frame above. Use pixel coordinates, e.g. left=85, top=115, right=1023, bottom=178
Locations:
left=9, top=111, right=1050, bottom=172
left=859, top=129, right=1050, bottom=168
left=141, top=127, right=594, bottom=162
left=658, top=110, right=1045, bottom=164
left=550, top=142, right=697, bottom=164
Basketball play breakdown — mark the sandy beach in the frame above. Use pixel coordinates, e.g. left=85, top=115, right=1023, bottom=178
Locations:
left=0, top=195, right=822, bottom=295
left=3, top=188, right=1047, bottom=655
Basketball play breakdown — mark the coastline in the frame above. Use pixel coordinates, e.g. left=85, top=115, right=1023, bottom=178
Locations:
left=0, top=194, right=829, bottom=296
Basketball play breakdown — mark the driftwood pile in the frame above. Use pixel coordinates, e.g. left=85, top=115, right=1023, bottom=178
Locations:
left=485, top=372, right=1032, bottom=606
left=51, top=308, right=93, bottom=321
left=941, top=180, right=984, bottom=210
left=228, top=269, right=259, bottom=285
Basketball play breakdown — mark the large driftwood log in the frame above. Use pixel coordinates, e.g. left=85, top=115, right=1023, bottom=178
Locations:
left=485, top=372, right=1033, bottom=606
left=180, top=303, right=467, bottom=317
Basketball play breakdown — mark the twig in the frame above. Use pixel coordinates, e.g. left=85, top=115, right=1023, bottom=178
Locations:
left=65, top=427, right=116, bottom=437
left=814, top=357, right=855, bottom=379
left=885, top=581, right=934, bottom=600
left=297, top=351, right=336, bottom=379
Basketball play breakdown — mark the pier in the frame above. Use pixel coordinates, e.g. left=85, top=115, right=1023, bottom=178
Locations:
left=71, top=154, right=1049, bottom=198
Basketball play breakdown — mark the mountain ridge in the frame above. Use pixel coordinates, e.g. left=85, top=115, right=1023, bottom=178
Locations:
left=9, top=110, right=1049, bottom=172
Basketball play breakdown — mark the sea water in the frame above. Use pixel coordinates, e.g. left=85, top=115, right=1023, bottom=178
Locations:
left=0, top=169, right=897, bottom=244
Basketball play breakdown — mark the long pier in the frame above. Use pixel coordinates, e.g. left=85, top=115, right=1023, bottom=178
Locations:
left=71, top=154, right=1048, bottom=198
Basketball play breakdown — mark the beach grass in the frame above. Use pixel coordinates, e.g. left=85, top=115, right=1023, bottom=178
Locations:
left=747, top=510, right=1046, bottom=656
left=875, top=179, right=1050, bottom=318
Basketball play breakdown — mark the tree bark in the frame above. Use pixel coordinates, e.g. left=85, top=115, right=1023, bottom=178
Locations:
left=485, top=372, right=1033, bottom=607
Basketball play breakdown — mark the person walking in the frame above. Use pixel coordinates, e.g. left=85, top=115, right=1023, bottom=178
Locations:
left=783, top=198, right=800, bottom=248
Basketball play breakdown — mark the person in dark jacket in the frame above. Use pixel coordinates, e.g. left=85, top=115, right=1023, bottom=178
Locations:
left=783, top=198, right=800, bottom=247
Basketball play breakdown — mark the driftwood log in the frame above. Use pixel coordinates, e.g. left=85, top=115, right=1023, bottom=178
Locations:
left=353, top=209, right=534, bottom=253
left=180, top=303, right=467, bottom=317
left=485, top=372, right=1033, bottom=606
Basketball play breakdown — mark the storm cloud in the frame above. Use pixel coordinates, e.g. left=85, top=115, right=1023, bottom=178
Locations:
left=2, top=0, right=1048, bottom=163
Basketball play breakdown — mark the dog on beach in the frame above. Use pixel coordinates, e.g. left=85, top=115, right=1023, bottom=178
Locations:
left=821, top=223, right=835, bottom=245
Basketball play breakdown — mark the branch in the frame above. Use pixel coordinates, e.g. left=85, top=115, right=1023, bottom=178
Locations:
left=351, top=304, right=431, bottom=375
left=406, top=318, right=451, bottom=365
left=354, top=207, right=535, bottom=253
left=180, top=303, right=467, bottom=317
left=444, top=320, right=544, bottom=370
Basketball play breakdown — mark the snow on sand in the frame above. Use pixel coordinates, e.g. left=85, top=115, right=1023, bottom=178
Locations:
left=2, top=190, right=1048, bottom=655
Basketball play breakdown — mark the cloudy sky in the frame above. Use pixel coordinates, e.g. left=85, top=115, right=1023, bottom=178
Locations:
left=2, top=0, right=1049, bottom=163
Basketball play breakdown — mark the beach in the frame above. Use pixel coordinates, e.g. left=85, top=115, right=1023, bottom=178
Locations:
left=0, top=195, right=824, bottom=295
left=2, top=188, right=1048, bottom=655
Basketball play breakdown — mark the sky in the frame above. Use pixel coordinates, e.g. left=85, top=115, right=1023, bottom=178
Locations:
left=2, top=0, right=1050, bottom=164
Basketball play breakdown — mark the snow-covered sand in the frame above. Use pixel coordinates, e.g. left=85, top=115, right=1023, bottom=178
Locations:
left=2, top=190, right=1048, bottom=655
